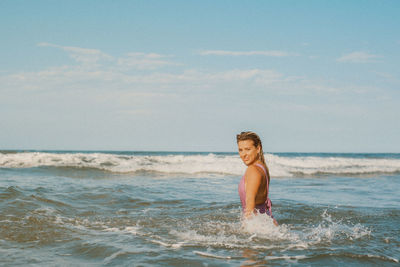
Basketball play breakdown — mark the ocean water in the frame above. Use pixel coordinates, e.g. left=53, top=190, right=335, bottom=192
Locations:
left=0, top=151, right=399, bottom=266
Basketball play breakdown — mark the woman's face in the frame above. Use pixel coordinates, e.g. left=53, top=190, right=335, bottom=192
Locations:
left=238, top=139, right=260, bottom=166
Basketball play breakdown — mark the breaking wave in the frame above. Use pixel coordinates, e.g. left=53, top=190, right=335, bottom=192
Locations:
left=1, top=151, right=400, bottom=177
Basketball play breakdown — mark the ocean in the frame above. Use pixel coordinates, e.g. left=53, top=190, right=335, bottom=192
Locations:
left=0, top=151, right=399, bottom=266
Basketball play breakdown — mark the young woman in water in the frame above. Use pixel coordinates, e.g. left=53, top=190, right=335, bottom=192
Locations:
left=237, top=131, right=278, bottom=226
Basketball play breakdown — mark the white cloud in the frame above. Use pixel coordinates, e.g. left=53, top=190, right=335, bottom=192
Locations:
left=38, top=42, right=113, bottom=66
left=117, top=52, right=180, bottom=70
left=37, top=42, right=179, bottom=70
left=1, top=43, right=387, bottom=152
left=372, top=71, right=394, bottom=79
left=1, top=44, right=379, bottom=99
left=2, top=64, right=373, bottom=99
left=199, top=50, right=294, bottom=57
left=336, top=51, right=382, bottom=63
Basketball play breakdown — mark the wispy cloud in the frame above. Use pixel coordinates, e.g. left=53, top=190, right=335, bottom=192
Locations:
left=38, top=42, right=113, bottom=66
left=2, top=44, right=379, bottom=100
left=37, top=42, right=179, bottom=70
left=372, top=71, right=394, bottom=79
left=199, top=50, right=293, bottom=57
left=1, top=64, right=372, bottom=98
left=336, top=51, right=382, bottom=63
left=117, top=52, right=180, bottom=70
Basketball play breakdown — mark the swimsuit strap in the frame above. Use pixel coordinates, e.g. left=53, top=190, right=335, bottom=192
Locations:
left=254, top=163, right=267, bottom=177
left=254, top=163, right=269, bottom=189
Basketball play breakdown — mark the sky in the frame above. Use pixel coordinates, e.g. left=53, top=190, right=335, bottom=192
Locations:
left=1, top=0, right=399, bottom=152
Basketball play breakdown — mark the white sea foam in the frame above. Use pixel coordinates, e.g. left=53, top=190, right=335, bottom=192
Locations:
left=103, top=251, right=126, bottom=264
left=268, top=154, right=400, bottom=176
left=169, top=210, right=371, bottom=251
left=0, top=152, right=244, bottom=175
left=304, top=210, right=371, bottom=244
left=264, top=255, right=308, bottom=261
left=193, top=251, right=232, bottom=259
left=1, top=152, right=400, bottom=177
left=241, top=213, right=297, bottom=241
left=151, top=239, right=185, bottom=249
left=103, top=227, right=120, bottom=232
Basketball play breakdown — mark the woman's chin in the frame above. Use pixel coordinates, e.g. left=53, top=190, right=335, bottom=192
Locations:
left=244, top=160, right=257, bottom=166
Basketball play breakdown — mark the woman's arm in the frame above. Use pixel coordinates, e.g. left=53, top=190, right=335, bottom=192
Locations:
left=244, top=166, right=262, bottom=218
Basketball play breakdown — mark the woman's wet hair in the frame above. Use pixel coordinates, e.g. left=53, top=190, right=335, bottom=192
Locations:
left=236, top=131, right=270, bottom=180
left=236, top=131, right=262, bottom=147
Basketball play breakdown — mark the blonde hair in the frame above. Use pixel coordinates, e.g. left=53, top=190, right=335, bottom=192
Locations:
left=236, top=131, right=270, bottom=181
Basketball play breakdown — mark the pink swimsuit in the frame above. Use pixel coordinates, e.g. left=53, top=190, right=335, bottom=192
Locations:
left=238, top=163, right=273, bottom=217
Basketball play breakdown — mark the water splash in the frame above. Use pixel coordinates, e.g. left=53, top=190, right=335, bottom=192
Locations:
left=165, top=209, right=371, bottom=251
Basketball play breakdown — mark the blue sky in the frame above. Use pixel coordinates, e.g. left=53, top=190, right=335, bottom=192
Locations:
left=1, top=0, right=399, bottom=152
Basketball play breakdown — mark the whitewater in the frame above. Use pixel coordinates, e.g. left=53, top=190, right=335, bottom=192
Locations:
left=1, top=151, right=400, bottom=177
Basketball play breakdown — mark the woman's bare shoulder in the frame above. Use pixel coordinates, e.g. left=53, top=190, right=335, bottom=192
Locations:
left=245, top=164, right=263, bottom=178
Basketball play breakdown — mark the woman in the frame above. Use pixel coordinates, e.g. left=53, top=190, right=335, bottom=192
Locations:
left=237, top=131, right=278, bottom=226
